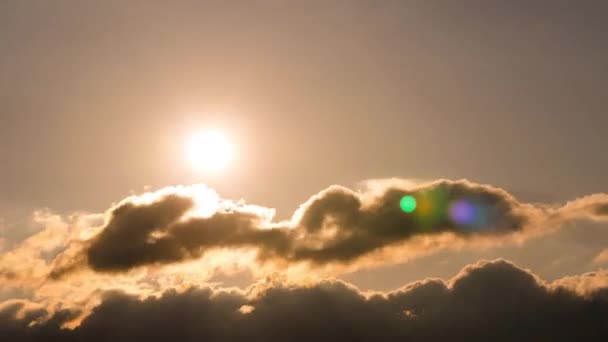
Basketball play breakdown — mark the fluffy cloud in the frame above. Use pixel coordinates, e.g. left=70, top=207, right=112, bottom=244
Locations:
left=1, top=260, right=608, bottom=341
left=50, top=180, right=527, bottom=273
left=49, top=179, right=607, bottom=275
left=86, top=196, right=292, bottom=272
left=290, top=181, right=534, bottom=263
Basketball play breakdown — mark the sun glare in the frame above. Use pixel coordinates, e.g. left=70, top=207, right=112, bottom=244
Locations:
left=187, top=131, right=233, bottom=172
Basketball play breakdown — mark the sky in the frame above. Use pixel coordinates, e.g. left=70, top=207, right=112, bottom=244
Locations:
left=1, top=1, right=608, bottom=341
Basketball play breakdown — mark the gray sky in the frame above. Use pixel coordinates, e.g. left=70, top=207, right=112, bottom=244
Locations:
left=1, top=0, right=608, bottom=287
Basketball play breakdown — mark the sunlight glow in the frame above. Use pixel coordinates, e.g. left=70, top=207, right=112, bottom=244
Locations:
left=187, top=131, right=233, bottom=172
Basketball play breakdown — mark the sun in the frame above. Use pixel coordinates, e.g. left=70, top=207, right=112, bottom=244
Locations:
left=187, top=130, right=233, bottom=172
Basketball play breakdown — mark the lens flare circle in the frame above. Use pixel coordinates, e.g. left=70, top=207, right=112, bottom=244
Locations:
left=449, top=199, right=477, bottom=225
left=400, top=195, right=417, bottom=213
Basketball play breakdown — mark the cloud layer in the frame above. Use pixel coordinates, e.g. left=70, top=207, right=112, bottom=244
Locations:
left=2, top=259, right=608, bottom=341
left=1, top=179, right=608, bottom=340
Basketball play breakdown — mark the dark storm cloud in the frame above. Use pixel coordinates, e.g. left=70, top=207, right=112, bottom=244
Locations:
left=72, top=180, right=539, bottom=273
left=4, top=260, right=608, bottom=341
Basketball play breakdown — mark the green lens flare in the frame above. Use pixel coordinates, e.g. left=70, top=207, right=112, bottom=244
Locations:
left=400, top=195, right=417, bottom=213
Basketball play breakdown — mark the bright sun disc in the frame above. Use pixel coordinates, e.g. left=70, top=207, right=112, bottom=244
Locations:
left=187, top=131, right=233, bottom=172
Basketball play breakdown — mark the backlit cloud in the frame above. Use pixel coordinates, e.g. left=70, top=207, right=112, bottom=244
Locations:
left=43, top=179, right=608, bottom=276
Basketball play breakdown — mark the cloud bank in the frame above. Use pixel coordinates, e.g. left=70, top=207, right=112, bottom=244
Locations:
left=2, top=259, right=608, bottom=341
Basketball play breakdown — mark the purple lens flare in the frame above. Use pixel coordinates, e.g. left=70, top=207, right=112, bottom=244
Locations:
left=449, top=199, right=477, bottom=225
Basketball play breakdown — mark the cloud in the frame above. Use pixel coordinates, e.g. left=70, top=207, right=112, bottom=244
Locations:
left=84, top=194, right=293, bottom=273
left=41, top=179, right=608, bottom=276
left=51, top=180, right=545, bottom=274
left=2, top=259, right=608, bottom=341
left=290, top=180, right=535, bottom=263
left=552, top=269, right=608, bottom=299
left=556, top=193, right=608, bottom=221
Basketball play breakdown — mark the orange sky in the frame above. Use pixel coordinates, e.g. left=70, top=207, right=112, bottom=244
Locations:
left=1, top=2, right=608, bottom=340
